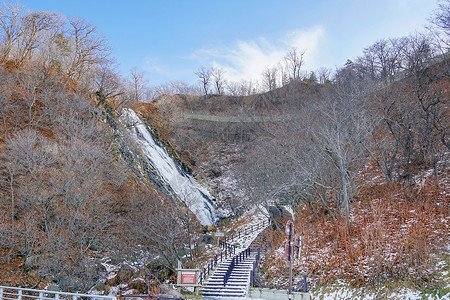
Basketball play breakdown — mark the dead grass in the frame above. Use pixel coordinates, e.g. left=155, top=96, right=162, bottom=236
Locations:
left=260, top=175, right=449, bottom=291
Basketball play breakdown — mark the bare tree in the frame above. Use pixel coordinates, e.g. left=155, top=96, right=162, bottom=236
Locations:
left=16, top=11, right=57, bottom=67
left=64, top=16, right=110, bottom=81
left=316, top=67, right=332, bottom=84
left=428, top=0, right=450, bottom=76
left=429, top=0, right=450, bottom=43
left=195, top=66, right=212, bottom=95
left=226, top=80, right=241, bottom=96
left=262, top=67, right=278, bottom=91
left=314, top=87, right=370, bottom=221
left=128, top=191, right=200, bottom=271
left=129, top=66, right=148, bottom=102
left=0, top=68, right=15, bottom=140
left=284, top=47, right=305, bottom=81
left=212, top=66, right=226, bottom=94
left=0, top=2, right=23, bottom=64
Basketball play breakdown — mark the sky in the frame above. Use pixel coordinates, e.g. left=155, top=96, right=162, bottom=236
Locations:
left=19, top=0, right=440, bottom=86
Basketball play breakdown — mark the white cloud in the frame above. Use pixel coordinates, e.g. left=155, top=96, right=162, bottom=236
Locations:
left=192, top=26, right=325, bottom=82
left=144, top=57, right=171, bottom=77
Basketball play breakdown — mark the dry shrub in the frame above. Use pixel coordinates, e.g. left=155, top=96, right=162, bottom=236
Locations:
left=260, top=180, right=448, bottom=290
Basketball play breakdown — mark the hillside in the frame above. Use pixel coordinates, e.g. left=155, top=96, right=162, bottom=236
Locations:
left=0, top=5, right=207, bottom=292
left=134, top=58, right=450, bottom=297
left=0, top=1, right=448, bottom=299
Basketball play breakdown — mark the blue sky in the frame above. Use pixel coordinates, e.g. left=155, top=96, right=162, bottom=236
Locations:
left=20, top=0, right=439, bottom=86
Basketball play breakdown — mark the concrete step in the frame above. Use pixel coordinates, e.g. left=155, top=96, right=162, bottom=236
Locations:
left=200, top=250, right=262, bottom=297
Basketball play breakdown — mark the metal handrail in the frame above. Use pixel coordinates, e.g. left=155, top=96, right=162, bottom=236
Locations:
left=0, top=286, right=115, bottom=300
left=218, top=239, right=237, bottom=253
left=294, top=276, right=308, bottom=293
left=120, top=294, right=184, bottom=300
left=249, top=247, right=265, bottom=288
left=198, top=219, right=270, bottom=286
left=223, top=219, right=270, bottom=244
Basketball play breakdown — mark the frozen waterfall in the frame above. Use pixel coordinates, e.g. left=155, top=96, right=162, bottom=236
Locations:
left=121, top=108, right=217, bottom=226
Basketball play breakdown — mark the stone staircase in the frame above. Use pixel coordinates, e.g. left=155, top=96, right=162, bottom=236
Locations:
left=201, top=250, right=259, bottom=298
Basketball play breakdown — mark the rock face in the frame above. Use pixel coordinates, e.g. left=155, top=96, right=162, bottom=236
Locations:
left=24, top=255, right=41, bottom=271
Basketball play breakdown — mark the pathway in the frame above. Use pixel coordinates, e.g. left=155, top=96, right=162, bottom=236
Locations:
left=200, top=217, right=270, bottom=298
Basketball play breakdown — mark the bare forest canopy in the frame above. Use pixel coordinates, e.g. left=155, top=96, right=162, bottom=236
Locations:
left=0, top=0, right=448, bottom=295
left=0, top=1, right=203, bottom=291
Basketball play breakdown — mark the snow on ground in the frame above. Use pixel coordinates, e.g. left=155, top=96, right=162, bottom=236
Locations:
left=311, top=285, right=449, bottom=300
left=226, top=208, right=270, bottom=251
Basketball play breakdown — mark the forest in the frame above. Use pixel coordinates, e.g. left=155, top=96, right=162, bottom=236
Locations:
left=0, top=0, right=448, bottom=298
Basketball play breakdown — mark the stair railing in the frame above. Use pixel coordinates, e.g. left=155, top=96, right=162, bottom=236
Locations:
left=199, top=242, right=236, bottom=285
left=199, top=218, right=270, bottom=286
left=294, top=275, right=308, bottom=292
left=223, top=219, right=270, bottom=244
left=222, top=248, right=253, bottom=287
left=218, top=239, right=237, bottom=254
left=120, top=295, right=185, bottom=300
left=249, top=247, right=264, bottom=287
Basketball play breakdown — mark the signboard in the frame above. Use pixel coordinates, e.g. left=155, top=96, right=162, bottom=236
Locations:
left=285, top=220, right=294, bottom=261
left=285, top=220, right=294, bottom=237
left=285, top=220, right=295, bottom=297
left=176, top=268, right=200, bottom=287
left=285, top=243, right=293, bottom=260
left=181, top=272, right=196, bottom=284
left=294, top=235, right=302, bottom=259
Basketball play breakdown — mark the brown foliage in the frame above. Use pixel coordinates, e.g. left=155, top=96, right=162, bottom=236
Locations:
left=260, top=179, right=449, bottom=289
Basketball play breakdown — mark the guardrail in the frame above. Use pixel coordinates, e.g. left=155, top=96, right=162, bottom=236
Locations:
left=249, top=248, right=264, bottom=288
left=218, top=239, right=237, bottom=253
left=294, top=276, right=308, bottom=293
left=198, top=245, right=235, bottom=285
left=120, top=294, right=184, bottom=300
left=0, top=286, right=115, bottom=300
left=198, top=218, right=270, bottom=286
left=223, top=219, right=270, bottom=243
left=223, top=248, right=251, bottom=286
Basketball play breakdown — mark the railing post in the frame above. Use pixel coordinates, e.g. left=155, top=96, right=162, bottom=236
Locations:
left=0, top=287, right=3, bottom=300
left=18, top=289, right=23, bottom=300
left=73, top=296, right=77, bottom=300
left=55, top=294, right=60, bottom=300
left=39, top=292, right=44, bottom=300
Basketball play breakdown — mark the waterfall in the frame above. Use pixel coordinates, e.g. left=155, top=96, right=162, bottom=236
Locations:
left=121, top=108, right=217, bottom=226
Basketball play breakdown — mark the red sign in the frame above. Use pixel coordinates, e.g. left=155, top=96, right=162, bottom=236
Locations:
left=181, top=273, right=196, bottom=284
left=285, top=220, right=295, bottom=260
left=285, top=242, right=293, bottom=260
left=285, top=220, right=294, bottom=237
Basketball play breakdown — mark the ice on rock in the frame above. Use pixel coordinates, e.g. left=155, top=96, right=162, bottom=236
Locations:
left=121, top=108, right=217, bottom=226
